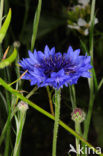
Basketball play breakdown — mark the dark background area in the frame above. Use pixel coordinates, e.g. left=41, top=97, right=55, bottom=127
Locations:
left=0, top=0, right=103, bottom=155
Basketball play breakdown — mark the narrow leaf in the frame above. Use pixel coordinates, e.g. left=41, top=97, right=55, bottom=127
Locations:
left=0, top=91, right=7, bottom=112
left=0, top=9, right=11, bottom=43
left=31, top=0, right=42, bottom=51
left=0, top=48, right=17, bottom=69
left=98, top=78, right=103, bottom=91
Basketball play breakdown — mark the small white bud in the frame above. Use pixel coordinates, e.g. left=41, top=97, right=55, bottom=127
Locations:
left=18, top=101, right=29, bottom=112
left=13, top=41, right=21, bottom=48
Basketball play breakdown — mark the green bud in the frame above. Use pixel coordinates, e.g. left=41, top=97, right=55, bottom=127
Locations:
left=71, top=108, right=86, bottom=123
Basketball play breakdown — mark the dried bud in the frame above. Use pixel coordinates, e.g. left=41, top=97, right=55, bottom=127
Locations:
left=71, top=108, right=86, bottom=123
left=18, top=101, right=29, bottom=112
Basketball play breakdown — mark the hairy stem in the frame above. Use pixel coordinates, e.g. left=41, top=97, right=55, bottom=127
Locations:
left=52, top=89, right=61, bottom=156
left=75, top=122, right=80, bottom=156
left=83, top=0, right=95, bottom=140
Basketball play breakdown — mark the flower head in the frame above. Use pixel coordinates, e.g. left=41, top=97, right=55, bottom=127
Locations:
left=19, top=45, right=92, bottom=89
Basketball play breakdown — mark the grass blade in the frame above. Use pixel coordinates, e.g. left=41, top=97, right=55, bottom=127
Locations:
left=98, top=78, right=103, bottom=91
left=31, top=0, right=42, bottom=51
left=0, top=9, right=11, bottom=43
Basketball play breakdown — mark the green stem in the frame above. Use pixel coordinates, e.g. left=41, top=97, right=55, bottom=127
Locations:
left=83, top=78, right=94, bottom=139
left=83, top=0, right=95, bottom=140
left=69, top=85, right=76, bottom=109
left=0, top=0, right=4, bottom=28
left=15, top=53, right=22, bottom=89
left=4, top=122, right=11, bottom=156
left=0, top=116, right=10, bottom=146
left=26, top=86, right=38, bottom=99
left=69, top=85, right=82, bottom=155
left=0, top=107, right=18, bottom=147
left=52, top=89, right=61, bottom=156
left=4, top=71, right=11, bottom=156
left=46, top=86, right=54, bottom=115
left=75, top=122, right=80, bottom=156
left=3, top=71, right=11, bottom=156
left=81, top=1, right=96, bottom=156
left=89, top=0, right=95, bottom=60
left=0, top=78, right=103, bottom=156
left=4, top=106, right=11, bottom=156
left=13, top=111, right=26, bottom=156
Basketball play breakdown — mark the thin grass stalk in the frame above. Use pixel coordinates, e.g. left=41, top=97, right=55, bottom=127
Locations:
left=69, top=85, right=76, bottom=109
left=4, top=122, right=11, bottom=156
left=13, top=111, right=26, bottom=156
left=0, top=116, right=10, bottom=146
left=31, top=0, right=42, bottom=51
left=83, top=0, right=96, bottom=140
left=4, top=90, right=11, bottom=156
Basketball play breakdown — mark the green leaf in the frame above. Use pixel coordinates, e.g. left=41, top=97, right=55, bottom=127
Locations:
left=0, top=48, right=17, bottom=69
left=31, top=0, right=42, bottom=51
left=0, top=9, right=11, bottom=44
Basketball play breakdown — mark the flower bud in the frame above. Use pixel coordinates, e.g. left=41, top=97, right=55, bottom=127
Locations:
left=13, top=41, right=21, bottom=48
left=71, top=108, right=86, bottom=123
left=18, top=101, right=29, bottom=112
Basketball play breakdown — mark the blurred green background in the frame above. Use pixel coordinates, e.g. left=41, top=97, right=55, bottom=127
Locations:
left=0, top=0, right=103, bottom=155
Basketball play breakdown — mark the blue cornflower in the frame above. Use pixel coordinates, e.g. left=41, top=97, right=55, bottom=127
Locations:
left=19, top=45, right=92, bottom=89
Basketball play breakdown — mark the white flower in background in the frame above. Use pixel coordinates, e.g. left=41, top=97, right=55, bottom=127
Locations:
left=77, top=18, right=87, bottom=26
left=68, top=17, right=98, bottom=36
left=78, top=18, right=98, bottom=27
left=67, top=0, right=98, bottom=35
left=68, top=24, right=80, bottom=30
